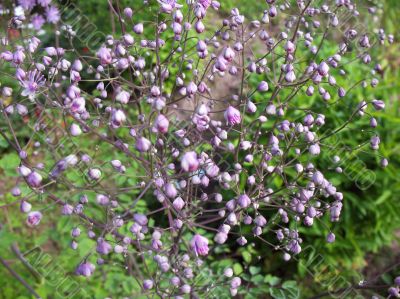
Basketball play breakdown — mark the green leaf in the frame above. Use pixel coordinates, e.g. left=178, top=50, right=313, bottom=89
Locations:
left=242, top=251, right=252, bottom=263
left=249, top=266, right=260, bottom=275
left=233, top=263, right=243, bottom=275
left=264, top=274, right=281, bottom=286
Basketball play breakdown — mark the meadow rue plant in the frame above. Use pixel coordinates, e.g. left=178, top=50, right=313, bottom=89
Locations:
left=0, top=0, right=395, bottom=297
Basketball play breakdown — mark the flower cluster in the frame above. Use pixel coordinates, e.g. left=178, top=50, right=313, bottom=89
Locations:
left=0, top=0, right=393, bottom=297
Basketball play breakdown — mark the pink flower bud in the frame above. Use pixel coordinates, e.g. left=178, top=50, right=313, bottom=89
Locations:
left=223, top=47, right=235, bottom=62
left=135, top=137, right=151, bottom=152
left=96, top=47, right=112, bottom=65
left=27, top=171, right=42, bottom=188
left=317, top=61, right=330, bottom=77
left=20, top=201, right=32, bottom=213
left=257, top=81, right=269, bottom=92
left=70, top=123, right=82, bottom=136
left=133, top=23, right=144, bottom=34
left=181, top=151, right=199, bottom=172
left=154, top=114, right=169, bottom=133
left=237, top=194, right=251, bottom=208
left=195, top=20, right=205, bottom=33
left=190, top=234, right=209, bottom=256
left=186, top=81, right=198, bottom=95
left=124, top=7, right=133, bottom=18
left=173, top=197, right=185, bottom=210
left=27, top=211, right=42, bottom=226
left=224, top=106, right=241, bottom=125
left=164, top=183, right=178, bottom=198
left=76, top=262, right=95, bottom=277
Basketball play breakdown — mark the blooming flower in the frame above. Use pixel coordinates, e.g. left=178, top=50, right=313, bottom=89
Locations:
left=31, top=14, right=46, bottom=30
left=18, top=0, right=36, bottom=10
left=224, top=106, right=241, bottom=125
left=190, top=234, right=209, bottom=256
left=46, top=6, right=60, bottom=24
left=19, top=69, right=46, bottom=98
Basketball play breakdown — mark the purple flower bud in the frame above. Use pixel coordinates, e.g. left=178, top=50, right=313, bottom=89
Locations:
left=370, top=136, right=380, bottom=150
left=88, top=168, right=101, bottom=180
left=15, top=68, right=26, bottom=81
left=306, top=85, right=314, bottom=96
left=133, top=213, right=148, bottom=226
left=371, top=99, right=385, bottom=110
left=190, top=234, right=209, bottom=256
left=27, top=171, right=42, bottom=188
left=96, top=238, right=112, bottom=255
left=19, top=165, right=32, bottom=177
left=381, top=158, right=388, bottom=168
left=237, top=236, right=247, bottom=246
left=164, top=183, right=178, bottom=198
left=2, top=87, right=12, bottom=97
left=1, top=51, right=13, bottom=61
left=20, top=201, right=32, bottom=213
left=123, top=7, right=133, bottom=17
left=224, top=106, right=241, bottom=125
left=12, top=186, right=22, bottom=197
left=309, top=144, right=321, bottom=155
left=257, top=81, right=269, bottom=92
left=186, top=81, right=198, bottom=95
left=70, top=123, right=82, bottom=136
left=13, top=49, right=26, bottom=64
left=318, top=61, right=330, bottom=77
left=337, top=87, right=346, bottom=98
left=303, top=114, right=314, bottom=126
left=237, top=194, right=251, bottom=208
left=304, top=216, right=314, bottom=226
left=285, top=70, right=296, bottom=82
left=76, top=262, right=95, bottom=277
left=330, top=202, right=343, bottom=222
left=143, top=279, right=154, bottom=290
left=62, top=204, right=74, bottom=215
left=326, top=232, right=336, bottom=243
left=96, top=194, right=109, bottom=206
left=195, top=20, right=205, bottom=33
left=254, top=215, right=267, bottom=227
left=136, top=137, right=151, bottom=152
left=133, top=23, right=144, bottom=34
left=284, top=40, right=295, bottom=53
left=231, top=277, right=241, bottom=289
left=307, top=207, right=317, bottom=218
left=181, top=151, right=199, bottom=172
left=214, top=232, right=228, bottom=244
left=394, top=277, right=400, bottom=286
left=72, top=227, right=81, bottom=237
left=111, top=109, right=126, bottom=127
left=312, top=171, right=324, bottom=185
left=154, top=114, right=169, bottom=133
left=97, top=47, right=112, bottom=65
left=388, top=287, right=400, bottom=297
left=223, top=47, right=235, bottom=62
left=181, top=284, right=191, bottom=294
left=173, top=197, right=185, bottom=210
left=27, top=211, right=42, bottom=227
